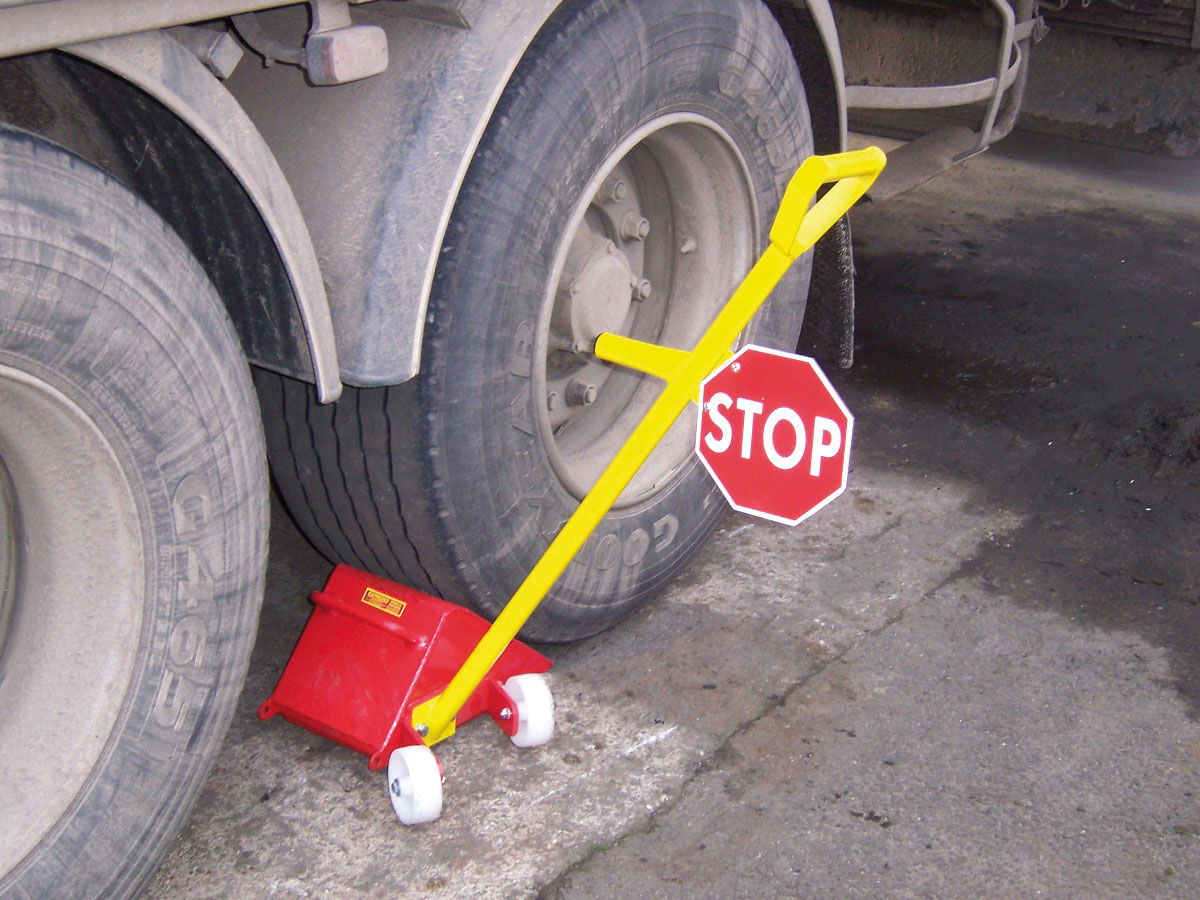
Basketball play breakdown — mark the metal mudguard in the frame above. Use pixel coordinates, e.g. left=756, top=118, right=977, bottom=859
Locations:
left=223, top=0, right=562, bottom=387
left=66, top=29, right=342, bottom=401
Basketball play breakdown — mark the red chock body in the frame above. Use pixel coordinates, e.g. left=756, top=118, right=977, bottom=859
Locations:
left=259, top=564, right=551, bottom=769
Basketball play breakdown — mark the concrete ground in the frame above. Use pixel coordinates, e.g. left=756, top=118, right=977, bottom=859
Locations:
left=148, top=131, right=1200, bottom=899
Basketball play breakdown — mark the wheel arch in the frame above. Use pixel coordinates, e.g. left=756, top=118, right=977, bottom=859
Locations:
left=0, top=31, right=341, bottom=401
left=0, top=1, right=856, bottom=399
left=223, top=0, right=564, bottom=388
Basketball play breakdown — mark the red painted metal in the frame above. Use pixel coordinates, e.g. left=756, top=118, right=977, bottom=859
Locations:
left=696, top=345, right=854, bottom=526
left=259, top=564, right=551, bottom=769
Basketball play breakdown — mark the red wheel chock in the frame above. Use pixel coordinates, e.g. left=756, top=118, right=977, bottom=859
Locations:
left=259, top=565, right=550, bottom=772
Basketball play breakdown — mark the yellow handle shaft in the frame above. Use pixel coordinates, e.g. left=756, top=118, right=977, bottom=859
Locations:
left=418, top=147, right=885, bottom=744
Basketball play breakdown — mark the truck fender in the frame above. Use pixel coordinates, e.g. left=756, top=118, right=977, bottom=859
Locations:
left=224, top=0, right=564, bottom=387
left=796, top=0, right=849, bottom=152
left=67, top=30, right=342, bottom=402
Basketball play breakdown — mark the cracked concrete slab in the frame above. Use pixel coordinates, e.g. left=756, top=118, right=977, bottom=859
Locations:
left=547, top=580, right=1200, bottom=899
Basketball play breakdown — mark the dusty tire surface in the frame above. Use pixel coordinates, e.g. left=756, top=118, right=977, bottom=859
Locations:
left=261, top=0, right=813, bottom=641
left=0, top=128, right=267, bottom=899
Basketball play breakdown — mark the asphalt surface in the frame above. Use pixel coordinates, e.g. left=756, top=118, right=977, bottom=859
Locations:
left=149, top=131, right=1200, bottom=898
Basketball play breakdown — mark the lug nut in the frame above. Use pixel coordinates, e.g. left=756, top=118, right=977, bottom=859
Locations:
left=636, top=279, right=652, bottom=300
left=620, top=213, right=651, bottom=241
left=566, top=379, right=598, bottom=407
left=547, top=391, right=560, bottom=411
left=600, top=176, right=627, bottom=203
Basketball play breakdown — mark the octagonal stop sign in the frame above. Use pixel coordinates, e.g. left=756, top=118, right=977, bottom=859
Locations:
left=696, top=345, right=853, bottom=525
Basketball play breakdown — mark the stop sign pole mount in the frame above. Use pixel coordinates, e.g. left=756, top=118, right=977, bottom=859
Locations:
left=414, top=147, right=886, bottom=746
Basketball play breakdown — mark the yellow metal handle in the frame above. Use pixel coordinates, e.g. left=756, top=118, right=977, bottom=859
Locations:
left=596, top=146, right=886, bottom=383
left=416, top=147, right=886, bottom=745
left=770, top=147, right=886, bottom=259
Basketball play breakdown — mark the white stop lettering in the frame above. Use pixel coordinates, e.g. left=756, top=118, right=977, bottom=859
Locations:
left=763, top=407, right=805, bottom=470
left=809, top=416, right=842, bottom=476
left=705, top=396, right=844, bottom=475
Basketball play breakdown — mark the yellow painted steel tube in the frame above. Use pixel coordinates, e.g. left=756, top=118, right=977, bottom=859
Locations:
left=418, top=147, right=885, bottom=744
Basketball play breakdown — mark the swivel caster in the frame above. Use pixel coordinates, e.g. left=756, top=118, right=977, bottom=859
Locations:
left=504, top=673, right=555, bottom=748
left=388, top=744, right=443, bottom=825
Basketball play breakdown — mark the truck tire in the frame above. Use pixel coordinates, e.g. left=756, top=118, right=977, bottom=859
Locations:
left=0, top=129, right=267, bottom=898
left=260, top=0, right=813, bottom=641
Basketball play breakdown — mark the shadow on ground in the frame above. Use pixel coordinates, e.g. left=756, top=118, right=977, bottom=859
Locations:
left=841, top=190, right=1200, bottom=720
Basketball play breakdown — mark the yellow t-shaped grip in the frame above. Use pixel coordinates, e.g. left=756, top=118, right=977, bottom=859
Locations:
left=770, top=147, right=887, bottom=259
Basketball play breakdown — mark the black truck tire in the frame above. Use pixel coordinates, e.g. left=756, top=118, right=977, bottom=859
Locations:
left=260, top=0, right=813, bottom=641
left=0, top=128, right=267, bottom=898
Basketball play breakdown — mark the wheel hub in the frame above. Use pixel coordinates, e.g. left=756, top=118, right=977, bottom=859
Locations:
left=556, top=237, right=636, bottom=353
left=536, top=115, right=759, bottom=504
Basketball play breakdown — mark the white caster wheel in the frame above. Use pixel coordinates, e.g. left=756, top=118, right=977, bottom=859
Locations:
left=387, top=745, right=443, bottom=825
left=503, top=673, right=555, bottom=748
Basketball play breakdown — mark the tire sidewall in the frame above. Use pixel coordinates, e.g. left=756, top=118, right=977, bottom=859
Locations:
left=0, top=132, right=266, bottom=897
left=421, top=0, right=813, bottom=637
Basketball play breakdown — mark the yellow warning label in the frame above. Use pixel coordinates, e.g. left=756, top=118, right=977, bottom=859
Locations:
left=361, top=587, right=407, bottom=619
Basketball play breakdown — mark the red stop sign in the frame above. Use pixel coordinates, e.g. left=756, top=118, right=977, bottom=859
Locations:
left=696, top=345, right=853, bottom=525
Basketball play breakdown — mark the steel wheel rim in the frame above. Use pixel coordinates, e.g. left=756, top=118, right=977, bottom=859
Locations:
left=535, top=114, right=760, bottom=506
left=0, top=364, right=144, bottom=874
left=0, top=455, right=15, bottom=674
